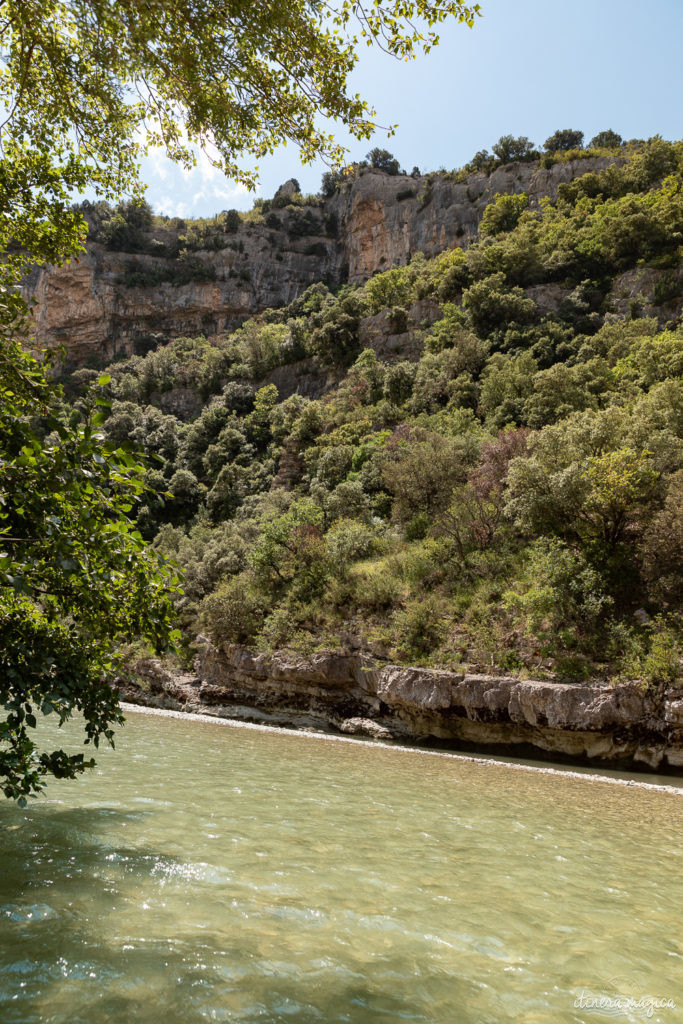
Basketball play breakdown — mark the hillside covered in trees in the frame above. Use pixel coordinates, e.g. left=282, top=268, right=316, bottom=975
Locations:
left=63, top=138, right=683, bottom=687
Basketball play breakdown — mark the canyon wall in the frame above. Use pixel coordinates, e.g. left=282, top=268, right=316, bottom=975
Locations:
left=22, top=157, right=621, bottom=367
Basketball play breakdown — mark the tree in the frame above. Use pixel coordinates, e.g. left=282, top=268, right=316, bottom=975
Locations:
left=223, top=209, right=242, bottom=233
left=469, top=149, right=493, bottom=171
left=504, top=407, right=678, bottom=579
left=321, top=170, right=345, bottom=198
left=367, top=148, right=401, bottom=174
left=544, top=129, right=584, bottom=152
left=492, top=135, right=536, bottom=163
left=381, top=428, right=470, bottom=524
left=590, top=130, right=623, bottom=150
left=0, top=0, right=481, bottom=799
left=0, top=354, right=179, bottom=802
left=1, top=1, right=480, bottom=216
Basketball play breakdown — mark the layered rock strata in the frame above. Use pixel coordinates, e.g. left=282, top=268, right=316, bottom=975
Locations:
left=117, top=643, right=683, bottom=772
left=24, top=156, right=642, bottom=367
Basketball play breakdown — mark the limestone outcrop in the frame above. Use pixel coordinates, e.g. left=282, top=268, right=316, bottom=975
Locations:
left=21, top=214, right=338, bottom=366
left=116, top=643, right=683, bottom=772
left=22, top=156, right=628, bottom=367
left=329, top=157, right=620, bottom=282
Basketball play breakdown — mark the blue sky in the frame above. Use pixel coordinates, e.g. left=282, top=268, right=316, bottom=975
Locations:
left=139, top=0, right=683, bottom=218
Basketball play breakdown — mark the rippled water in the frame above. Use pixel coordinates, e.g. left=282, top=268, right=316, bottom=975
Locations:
left=0, top=710, right=681, bottom=1024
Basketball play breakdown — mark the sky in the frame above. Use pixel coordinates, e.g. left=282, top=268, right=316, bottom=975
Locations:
left=137, top=0, right=683, bottom=219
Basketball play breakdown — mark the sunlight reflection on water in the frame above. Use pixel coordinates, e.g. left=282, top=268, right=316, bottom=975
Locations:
left=0, top=710, right=680, bottom=1024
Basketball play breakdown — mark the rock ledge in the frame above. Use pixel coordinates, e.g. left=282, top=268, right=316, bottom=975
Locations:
left=116, top=644, right=683, bottom=772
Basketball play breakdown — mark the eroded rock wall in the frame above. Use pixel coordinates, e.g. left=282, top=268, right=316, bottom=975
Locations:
left=22, top=156, right=626, bottom=367
left=117, top=643, right=683, bottom=772
left=330, top=157, right=621, bottom=282
left=21, top=216, right=338, bottom=366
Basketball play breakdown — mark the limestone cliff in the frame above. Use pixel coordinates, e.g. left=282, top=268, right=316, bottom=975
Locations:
left=329, top=156, right=621, bottom=281
left=21, top=207, right=338, bottom=366
left=22, top=156, right=623, bottom=367
left=117, top=643, right=683, bottom=773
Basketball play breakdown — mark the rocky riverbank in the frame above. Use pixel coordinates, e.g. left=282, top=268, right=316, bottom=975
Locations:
left=116, top=641, right=683, bottom=772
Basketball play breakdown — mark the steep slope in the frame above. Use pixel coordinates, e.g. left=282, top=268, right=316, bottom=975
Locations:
left=55, top=138, right=683, bottom=767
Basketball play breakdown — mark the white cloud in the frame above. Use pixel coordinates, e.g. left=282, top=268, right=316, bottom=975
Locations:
left=141, top=141, right=250, bottom=217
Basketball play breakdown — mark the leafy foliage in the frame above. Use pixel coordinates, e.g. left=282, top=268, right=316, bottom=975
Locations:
left=0, top=0, right=489, bottom=799
left=0, top=351, right=178, bottom=801
left=544, top=129, right=585, bottom=152
left=60, top=138, right=683, bottom=692
left=367, top=148, right=401, bottom=175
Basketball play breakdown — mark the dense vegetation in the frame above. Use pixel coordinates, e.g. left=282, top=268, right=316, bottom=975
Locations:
left=0, top=0, right=486, bottom=798
left=67, top=139, right=683, bottom=687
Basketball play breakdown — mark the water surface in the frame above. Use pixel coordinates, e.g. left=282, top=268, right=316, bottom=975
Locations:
left=1, top=709, right=681, bottom=1023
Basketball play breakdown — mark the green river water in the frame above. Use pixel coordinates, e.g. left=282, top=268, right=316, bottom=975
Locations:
left=0, top=708, right=681, bottom=1024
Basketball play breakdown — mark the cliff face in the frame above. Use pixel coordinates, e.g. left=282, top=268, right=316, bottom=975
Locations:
left=330, top=156, right=620, bottom=282
left=117, top=643, right=683, bottom=772
left=22, top=156, right=620, bottom=367
left=21, top=210, right=339, bottom=366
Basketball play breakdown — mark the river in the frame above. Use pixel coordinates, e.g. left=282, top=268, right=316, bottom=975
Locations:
left=1, top=708, right=681, bottom=1023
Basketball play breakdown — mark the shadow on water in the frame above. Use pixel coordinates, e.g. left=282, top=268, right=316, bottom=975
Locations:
left=0, top=803, right=450, bottom=1024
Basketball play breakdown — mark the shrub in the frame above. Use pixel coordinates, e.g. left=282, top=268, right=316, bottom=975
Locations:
left=468, top=149, right=494, bottom=173
left=259, top=607, right=296, bottom=648
left=316, top=445, right=354, bottom=488
left=393, top=596, right=446, bottom=658
left=320, top=169, right=344, bottom=197
left=364, top=265, right=415, bottom=312
left=479, top=351, right=538, bottom=428
left=310, top=289, right=366, bottom=367
left=544, top=129, right=584, bottom=152
left=326, top=519, right=378, bottom=576
left=504, top=407, right=674, bottom=584
left=228, top=320, right=289, bottom=378
left=381, top=428, right=469, bottom=522
left=503, top=538, right=612, bottom=655
left=639, top=470, right=683, bottom=604
left=353, top=570, right=402, bottom=611
left=100, top=198, right=154, bottom=251
left=619, top=616, right=682, bottom=689
left=383, top=361, right=416, bottom=405
left=167, top=469, right=204, bottom=524
left=200, top=574, right=266, bottom=646
left=479, top=193, right=529, bottom=237
left=462, top=273, right=537, bottom=341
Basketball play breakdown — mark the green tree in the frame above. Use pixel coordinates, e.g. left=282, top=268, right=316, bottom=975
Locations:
left=367, top=148, right=401, bottom=174
left=504, top=407, right=678, bottom=573
left=2, top=0, right=480, bottom=220
left=0, top=355, right=178, bottom=802
left=589, top=130, right=623, bottom=150
left=381, top=429, right=470, bottom=523
left=492, top=135, right=536, bottom=163
left=543, top=129, right=584, bottom=152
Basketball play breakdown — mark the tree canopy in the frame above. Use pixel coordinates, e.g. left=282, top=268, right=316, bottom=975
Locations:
left=0, top=337, right=180, bottom=802
left=2, top=1, right=479, bottom=229
left=0, top=1, right=482, bottom=799
left=89, top=139, right=682, bottom=691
